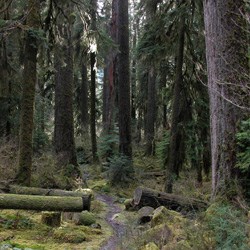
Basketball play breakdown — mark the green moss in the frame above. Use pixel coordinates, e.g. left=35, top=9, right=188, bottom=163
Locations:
left=73, top=211, right=96, bottom=226
left=141, top=242, right=160, bottom=250
left=53, top=227, right=86, bottom=243
left=151, top=206, right=186, bottom=228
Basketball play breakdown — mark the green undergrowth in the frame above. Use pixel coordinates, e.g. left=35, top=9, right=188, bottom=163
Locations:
left=0, top=206, right=110, bottom=250
left=205, top=202, right=249, bottom=249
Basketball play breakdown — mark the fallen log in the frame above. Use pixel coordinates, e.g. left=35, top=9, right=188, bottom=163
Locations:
left=4, top=185, right=92, bottom=198
left=0, top=193, right=91, bottom=212
left=132, top=187, right=208, bottom=212
left=142, top=171, right=165, bottom=178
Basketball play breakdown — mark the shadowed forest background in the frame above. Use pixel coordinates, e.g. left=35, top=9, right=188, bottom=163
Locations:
left=0, top=0, right=249, bottom=249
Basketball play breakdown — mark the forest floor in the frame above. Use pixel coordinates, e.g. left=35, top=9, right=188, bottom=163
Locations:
left=0, top=144, right=249, bottom=249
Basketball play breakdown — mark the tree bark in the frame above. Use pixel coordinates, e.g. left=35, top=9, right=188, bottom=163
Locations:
left=117, top=0, right=132, bottom=158
left=16, top=0, right=40, bottom=186
left=144, top=2, right=159, bottom=156
left=90, top=0, right=98, bottom=162
left=203, top=0, right=248, bottom=197
left=90, top=51, right=98, bottom=161
left=0, top=0, right=11, bottom=138
left=0, top=193, right=91, bottom=212
left=165, top=8, right=186, bottom=193
left=80, top=60, right=89, bottom=131
left=54, top=3, right=78, bottom=173
left=145, top=67, right=156, bottom=155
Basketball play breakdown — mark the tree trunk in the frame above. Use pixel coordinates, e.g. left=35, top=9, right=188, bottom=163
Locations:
left=16, top=0, right=40, bottom=186
left=144, top=2, right=159, bottom=156
left=90, top=51, right=98, bottom=161
left=203, top=0, right=248, bottom=197
left=54, top=3, right=78, bottom=173
left=117, top=0, right=132, bottom=158
left=145, top=67, right=156, bottom=155
left=165, top=10, right=185, bottom=193
left=0, top=193, right=91, bottom=212
left=80, top=60, right=89, bottom=131
left=0, top=0, right=10, bottom=138
left=90, top=0, right=98, bottom=162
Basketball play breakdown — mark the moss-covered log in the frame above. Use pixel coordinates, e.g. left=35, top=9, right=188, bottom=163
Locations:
left=0, top=194, right=91, bottom=212
left=5, top=185, right=92, bottom=198
left=132, top=187, right=208, bottom=212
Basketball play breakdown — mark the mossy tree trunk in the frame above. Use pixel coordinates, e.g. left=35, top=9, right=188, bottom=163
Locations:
left=203, top=0, right=249, bottom=197
left=16, top=0, right=40, bottom=186
left=54, top=2, right=78, bottom=174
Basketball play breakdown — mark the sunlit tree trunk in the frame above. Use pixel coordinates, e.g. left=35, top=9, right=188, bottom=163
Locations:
left=16, top=0, right=40, bottom=185
left=204, top=0, right=248, bottom=197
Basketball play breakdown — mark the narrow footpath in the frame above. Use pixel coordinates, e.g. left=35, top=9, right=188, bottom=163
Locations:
left=96, top=193, right=127, bottom=250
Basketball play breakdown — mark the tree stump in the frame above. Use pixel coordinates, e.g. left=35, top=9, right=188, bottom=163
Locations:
left=41, top=212, right=61, bottom=227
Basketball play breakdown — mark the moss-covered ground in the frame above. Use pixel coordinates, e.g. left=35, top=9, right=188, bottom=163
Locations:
left=0, top=147, right=249, bottom=249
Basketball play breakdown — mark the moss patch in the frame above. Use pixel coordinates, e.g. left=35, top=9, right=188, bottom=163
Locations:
left=53, top=227, right=86, bottom=243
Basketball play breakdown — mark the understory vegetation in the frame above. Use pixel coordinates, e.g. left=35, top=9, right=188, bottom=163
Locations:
left=0, top=139, right=249, bottom=249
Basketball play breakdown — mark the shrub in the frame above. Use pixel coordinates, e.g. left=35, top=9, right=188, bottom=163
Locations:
left=205, top=203, right=249, bottom=249
left=236, top=118, right=250, bottom=198
left=155, top=131, right=170, bottom=167
left=107, top=154, right=133, bottom=186
left=97, top=129, right=119, bottom=160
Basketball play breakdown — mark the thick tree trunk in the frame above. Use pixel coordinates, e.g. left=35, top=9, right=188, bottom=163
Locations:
left=144, top=2, right=158, bottom=156
left=0, top=194, right=91, bottom=212
left=132, top=187, right=208, bottom=212
left=203, top=0, right=248, bottom=197
left=0, top=0, right=10, bottom=138
left=16, top=0, right=40, bottom=186
left=54, top=3, right=78, bottom=173
left=165, top=11, right=185, bottom=193
left=117, top=0, right=132, bottom=158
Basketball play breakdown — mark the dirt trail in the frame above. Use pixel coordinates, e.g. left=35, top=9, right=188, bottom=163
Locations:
left=96, top=193, right=127, bottom=250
